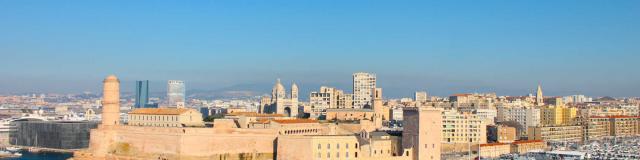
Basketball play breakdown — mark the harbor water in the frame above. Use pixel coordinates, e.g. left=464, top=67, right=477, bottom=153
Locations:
left=0, top=151, right=72, bottom=160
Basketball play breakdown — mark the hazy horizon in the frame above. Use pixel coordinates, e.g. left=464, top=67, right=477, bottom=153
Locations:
left=0, top=76, right=627, bottom=99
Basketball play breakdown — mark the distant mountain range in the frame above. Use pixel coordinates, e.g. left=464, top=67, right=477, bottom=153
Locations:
left=187, top=83, right=272, bottom=99
left=185, top=82, right=351, bottom=100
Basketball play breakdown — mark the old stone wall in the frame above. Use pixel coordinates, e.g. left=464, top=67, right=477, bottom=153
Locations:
left=78, top=125, right=278, bottom=160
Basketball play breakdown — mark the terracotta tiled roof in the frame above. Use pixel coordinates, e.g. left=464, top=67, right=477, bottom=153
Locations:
left=608, top=115, right=640, bottom=119
left=590, top=115, right=640, bottom=119
left=272, top=119, right=318, bottom=124
left=480, top=143, right=509, bottom=147
left=227, top=112, right=285, bottom=117
left=512, top=140, right=544, bottom=145
left=326, top=108, right=374, bottom=112
left=128, top=108, right=191, bottom=115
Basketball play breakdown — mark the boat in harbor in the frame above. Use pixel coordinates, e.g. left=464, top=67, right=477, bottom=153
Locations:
left=0, top=150, right=20, bottom=159
left=5, top=146, right=22, bottom=152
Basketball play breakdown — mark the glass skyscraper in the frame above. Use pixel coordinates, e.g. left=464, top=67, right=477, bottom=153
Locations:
left=167, top=80, right=185, bottom=107
left=134, top=80, right=149, bottom=108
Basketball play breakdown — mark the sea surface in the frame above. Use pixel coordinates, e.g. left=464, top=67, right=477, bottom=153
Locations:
left=0, top=151, right=72, bottom=160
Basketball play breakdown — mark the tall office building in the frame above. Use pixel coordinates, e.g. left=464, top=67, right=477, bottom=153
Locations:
left=415, top=91, right=428, bottom=103
left=353, top=72, right=376, bottom=108
left=167, top=80, right=185, bottom=107
left=403, top=107, right=442, bottom=160
left=134, top=80, right=149, bottom=108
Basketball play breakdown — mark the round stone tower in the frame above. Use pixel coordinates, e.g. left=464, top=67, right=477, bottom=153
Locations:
left=102, top=75, right=120, bottom=126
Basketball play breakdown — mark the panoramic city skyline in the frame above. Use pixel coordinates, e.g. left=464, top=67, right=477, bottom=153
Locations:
left=1, top=1, right=639, bottom=160
left=1, top=1, right=639, bottom=97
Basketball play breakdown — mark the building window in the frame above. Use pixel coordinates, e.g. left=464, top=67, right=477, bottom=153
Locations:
left=346, top=152, right=349, bottom=158
left=327, top=144, right=330, bottom=149
left=337, top=144, right=340, bottom=149
left=318, top=144, right=321, bottom=149
left=327, top=152, right=330, bottom=158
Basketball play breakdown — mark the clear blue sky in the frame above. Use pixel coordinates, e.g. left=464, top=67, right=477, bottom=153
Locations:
left=0, top=1, right=638, bottom=97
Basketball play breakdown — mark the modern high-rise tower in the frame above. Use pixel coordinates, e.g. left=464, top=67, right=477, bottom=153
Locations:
left=167, top=80, right=185, bottom=107
left=353, top=72, right=376, bottom=108
left=134, top=80, right=149, bottom=108
left=102, top=75, right=120, bottom=126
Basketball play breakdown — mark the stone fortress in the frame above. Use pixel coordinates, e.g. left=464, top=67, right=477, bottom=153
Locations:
left=72, top=75, right=442, bottom=160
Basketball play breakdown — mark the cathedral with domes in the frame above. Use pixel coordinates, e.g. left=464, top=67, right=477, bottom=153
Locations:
left=259, top=79, right=299, bottom=117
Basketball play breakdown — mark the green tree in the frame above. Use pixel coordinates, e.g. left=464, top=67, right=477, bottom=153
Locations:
left=204, top=114, right=224, bottom=122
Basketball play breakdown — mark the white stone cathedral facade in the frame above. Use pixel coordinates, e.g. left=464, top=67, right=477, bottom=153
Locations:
left=260, top=79, right=299, bottom=117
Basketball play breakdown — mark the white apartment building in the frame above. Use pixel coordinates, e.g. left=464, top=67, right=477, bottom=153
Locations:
left=309, top=92, right=331, bottom=111
left=497, top=107, right=541, bottom=138
left=310, top=86, right=340, bottom=110
left=563, top=95, right=593, bottom=104
left=353, top=72, right=376, bottom=108
left=414, top=91, right=428, bottom=103
left=391, top=107, right=403, bottom=121
left=474, top=108, right=497, bottom=125
left=620, top=105, right=639, bottom=116
left=442, top=109, right=487, bottom=144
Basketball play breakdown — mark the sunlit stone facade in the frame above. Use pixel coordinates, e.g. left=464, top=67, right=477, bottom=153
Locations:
left=127, top=108, right=204, bottom=127
left=260, top=79, right=299, bottom=117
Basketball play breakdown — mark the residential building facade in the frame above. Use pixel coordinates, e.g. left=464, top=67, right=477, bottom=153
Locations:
left=353, top=72, right=376, bottom=108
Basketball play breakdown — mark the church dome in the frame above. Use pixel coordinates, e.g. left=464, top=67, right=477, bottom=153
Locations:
left=273, top=79, right=285, bottom=91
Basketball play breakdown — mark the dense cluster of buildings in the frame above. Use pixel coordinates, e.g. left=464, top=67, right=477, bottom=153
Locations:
left=72, top=74, right=442, bottom=160
left=304, top=73, right=378, bottom=118
left=1, top=72, right=639, bottom=160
